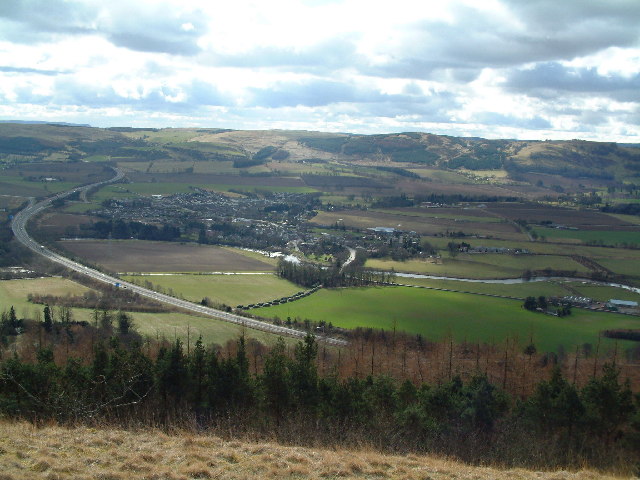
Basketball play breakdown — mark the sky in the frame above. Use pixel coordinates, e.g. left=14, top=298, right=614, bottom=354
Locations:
left=0, top=0, right=638, bottom=141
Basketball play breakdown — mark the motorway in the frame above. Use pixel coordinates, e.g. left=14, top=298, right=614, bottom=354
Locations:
left=11, top=168, right=347, bottom=347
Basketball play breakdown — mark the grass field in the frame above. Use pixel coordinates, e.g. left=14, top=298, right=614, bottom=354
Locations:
left=122, top=274, right=301, bottom=307
left=390, top=277, right=574, bottom=298
left=0, top=178, right=78, bottom=198
left=366, top=254, right=587, bottom=279
left=533, top=227, right=640, bottom=246
left=62, top=202, right=98, bottom=213
left=0, top=277, right=92, bottom=318
left=130, top=310, right=294, bottom=348
left=255, top=286, right=638, bottom=351
left=605, top=213, right=640, bottom=225
left=0, top=278, right=291, bottom=347
left=392, top=277, right=640, bottom=304
left=565, top=282, right=640, bottom=303
left=0, top=421, right=615, bottom=480
left=111, top=181, right=317, bottom=195
left=56, top=240, right=277, bottom=273
left=371, top=208, right=502, bottom=223
left=424, top=235, right=640, bottom=260
left=593, top=258, right=640, bottom=278
left=406, top=168, right=475, bottom=184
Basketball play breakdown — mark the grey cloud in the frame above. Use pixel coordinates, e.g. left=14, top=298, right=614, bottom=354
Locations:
left=14, top=78, right=232, bottom=111
left=402, top=83, right=423, bottom=96
left=107, top=32, right=200, bottom=56
left=472, top=112, right=552, bottom=130
left=504, top=0, right=640, bottom=33
left=0, top=0, right=95, bottom=36
left=249, top=80, right=361, bottom=108
left=366, top=1, right=640, bottom=81
left=207, top=37, right=360, bottom=72
left=0, top=0, right=205, bottom=55
left=248, top=79, right=457, bottom=122
left=184, top=80, right=232, bottom=107
left=103, top=5, right=206, bottom=55
left=0, top=65, right=68, bottom=75
left=506, top=63, right=640, bottom=101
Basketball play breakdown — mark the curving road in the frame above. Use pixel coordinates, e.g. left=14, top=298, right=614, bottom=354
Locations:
left=11, top=168, right=347, bottom=347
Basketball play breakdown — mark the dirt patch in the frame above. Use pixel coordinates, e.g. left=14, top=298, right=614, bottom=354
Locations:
left=35, top=212, right=98, bottom=237
left=57, top=240, right=276, bottom=273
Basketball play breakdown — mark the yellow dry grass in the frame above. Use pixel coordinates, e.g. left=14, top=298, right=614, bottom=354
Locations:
left=0, top=421, right=624, bottom=480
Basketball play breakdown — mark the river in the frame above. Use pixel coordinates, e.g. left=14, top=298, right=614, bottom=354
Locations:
left=390, top=272, right=640, bottom=294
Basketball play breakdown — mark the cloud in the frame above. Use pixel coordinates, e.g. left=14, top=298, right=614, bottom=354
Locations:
left=0, top=65, right=67, bottom=75
left=0, top=0, right=206, bottom=55
left=471, top=112, right=552, bottom=130
left=0, top=0, right=638, bottom=141
left=362, top=1, right=640, bottom=81
left=208, top=37, right=360, bottom=71
left=102, top=4, right=206, bottom=55
left=247, top=78, right=458, bottom=124
left=11, top=78, right=232, bottom=113
left=249, top=79, right=362, bottom=108
left=0, top=0, right=95, bottom=40
left=505, top=62, right=640, bottom=101
left=504, top=0, right=640, bottom=33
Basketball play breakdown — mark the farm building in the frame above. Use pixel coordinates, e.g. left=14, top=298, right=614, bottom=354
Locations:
left=368, top=227, right=397, bottom=234
left=607, top=299, right=638, bottom=308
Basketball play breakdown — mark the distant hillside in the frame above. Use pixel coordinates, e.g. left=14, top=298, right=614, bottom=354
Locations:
left=1, top=123, right=638, bottom=183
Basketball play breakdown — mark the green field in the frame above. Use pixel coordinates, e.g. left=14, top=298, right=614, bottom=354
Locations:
left=371, top=208, right=502, bottom=223
left=130, top=310, right=296, bottom=348
left=566, top=283, right=640, bottom=303
left=425, top=235, right=640, bottom=261
left=0, top=278, right=91, bottom=314
left=407, top=168, right=474, bottom=184
left=594, top=258, right=640, bottom=278
left=533, top=227, right=640, bottom=246
left=121, top=274, right=301, bottom=307
left=366, top=254, right=587, bottom=279
left=254, top=286, right=639, bottom=352
left=0, top=278, right=292, bottom=348
left=63, top=202, right=99, bottom=213
left=0, top=178, right=80, bottom=198
left=391, top=277, right=574, bottom=298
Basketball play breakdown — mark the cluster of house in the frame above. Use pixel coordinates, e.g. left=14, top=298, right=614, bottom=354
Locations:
left=458, top=245, right=530, bottom=254
left=98, top=190, right=315, bottom=225
left=560, top=295, right=639, bottom=312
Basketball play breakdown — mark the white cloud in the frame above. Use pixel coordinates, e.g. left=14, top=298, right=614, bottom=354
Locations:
left=0, top=0, right=638, bottom=141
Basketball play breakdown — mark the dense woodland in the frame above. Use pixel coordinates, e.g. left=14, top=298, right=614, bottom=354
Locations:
left=0, top=310, right=639, bottom=474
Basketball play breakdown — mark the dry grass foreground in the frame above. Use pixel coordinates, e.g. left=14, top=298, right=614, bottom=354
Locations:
left=0, top=421, right=624, bottom=480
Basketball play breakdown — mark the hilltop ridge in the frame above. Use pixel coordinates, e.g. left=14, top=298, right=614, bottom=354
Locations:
left=1, top=124, right=638, bottom=187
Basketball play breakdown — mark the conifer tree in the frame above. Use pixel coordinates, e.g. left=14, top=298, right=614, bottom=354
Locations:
left=42, top=305, right=53, bottom=332
left=291, top=333, right=319, bottom=408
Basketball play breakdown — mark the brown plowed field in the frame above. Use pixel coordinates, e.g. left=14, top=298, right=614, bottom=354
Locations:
left=311, top=210, right=525, bottom=239
left=57, top=240, right=275, bottom=273
left=487, top=203, right=638, bottom=229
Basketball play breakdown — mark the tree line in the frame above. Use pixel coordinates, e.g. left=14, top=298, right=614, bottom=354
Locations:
left=0, top=330, right=638, bottom=472
left=88, top=219, right=181, bottom=241
left=276, top=258, right=395, bottom=288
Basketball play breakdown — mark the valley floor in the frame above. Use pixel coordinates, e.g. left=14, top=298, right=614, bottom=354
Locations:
left=0, top=421, right=624, bottom=480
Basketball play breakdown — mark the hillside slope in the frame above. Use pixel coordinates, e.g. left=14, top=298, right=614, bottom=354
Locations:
left=1, top=124, right=638, bottom=184
left=0, top=421, right=621, bottom=480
